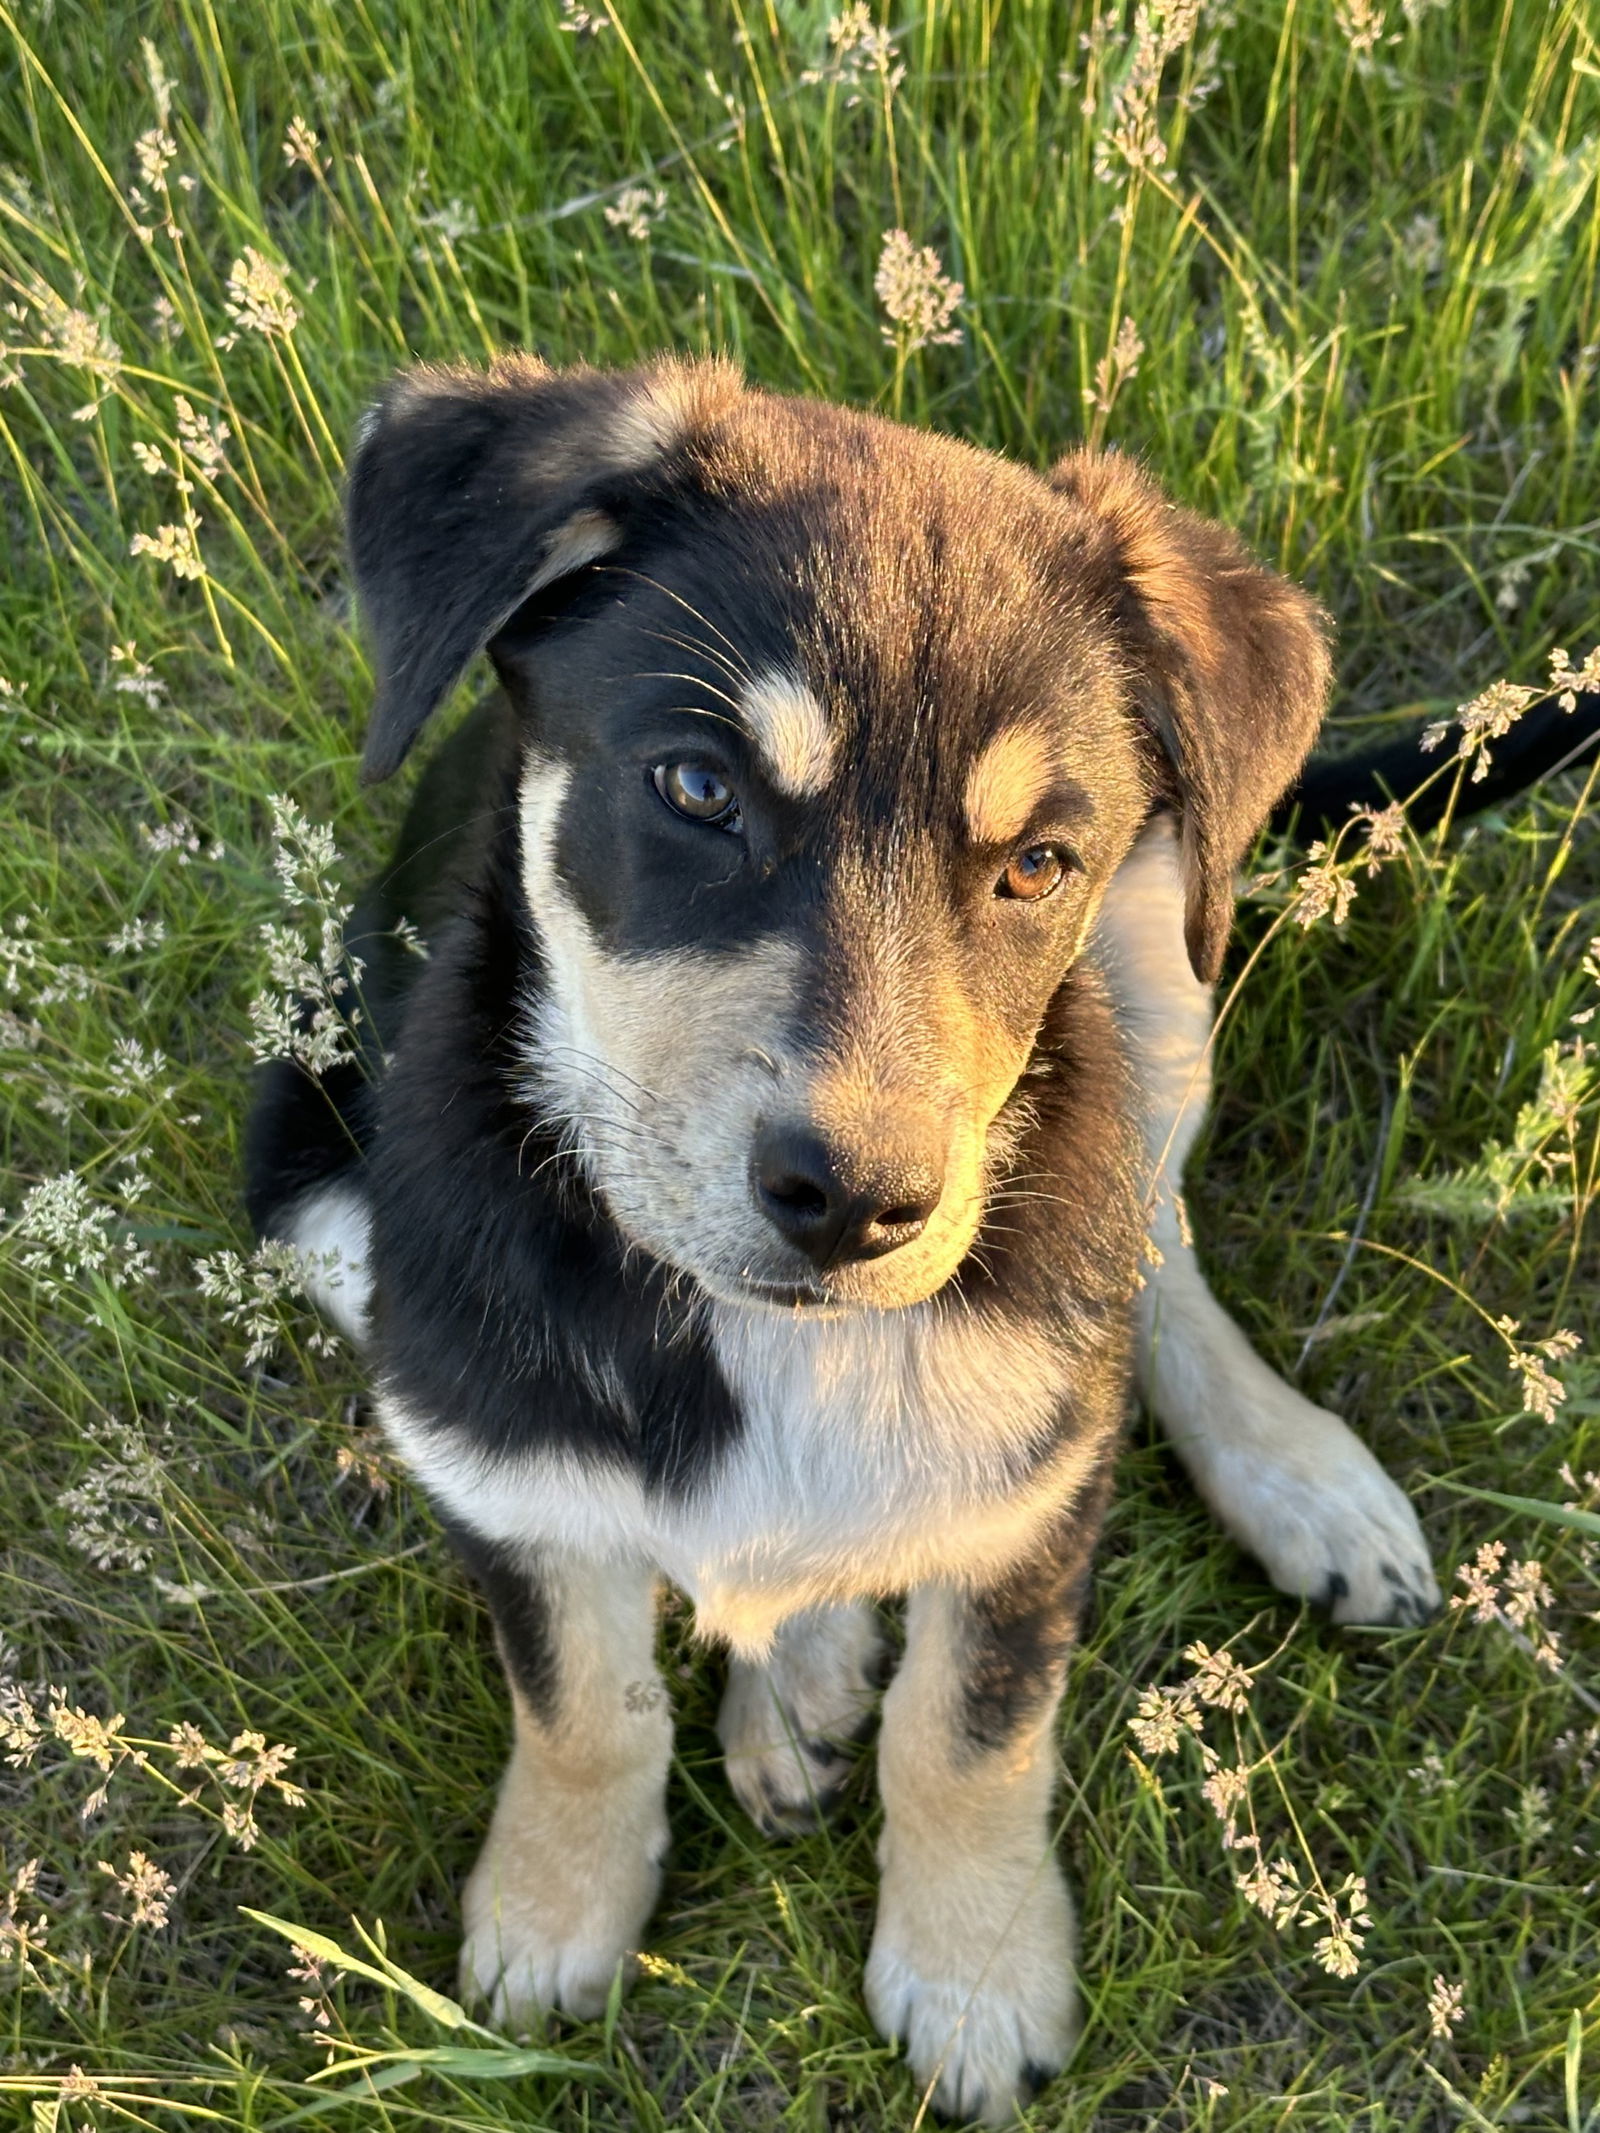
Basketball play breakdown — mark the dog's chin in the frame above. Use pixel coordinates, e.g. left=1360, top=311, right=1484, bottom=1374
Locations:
left=717, top=1278, right=850, bottom=1316
left=695, top=1250, right=971, bottom=1318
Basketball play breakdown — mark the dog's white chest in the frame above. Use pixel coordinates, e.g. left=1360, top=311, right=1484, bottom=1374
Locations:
left=380, top=1302, right=1089, bottom=1657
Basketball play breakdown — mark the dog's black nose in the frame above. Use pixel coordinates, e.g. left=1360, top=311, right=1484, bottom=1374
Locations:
left=752, top=1124, right=944, bottom=1268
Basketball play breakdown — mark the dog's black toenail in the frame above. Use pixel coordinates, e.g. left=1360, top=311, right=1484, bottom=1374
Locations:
left=776, top=1803, right=823, bottom=1834
left=754, top=1773, right=849, bottom=1837
left=1021, top=2060, right=1059, bottom=2102
left=1381, top=1562, right=1403, bottom=1586
left=1323, top=1570, right=1350, bottom=1604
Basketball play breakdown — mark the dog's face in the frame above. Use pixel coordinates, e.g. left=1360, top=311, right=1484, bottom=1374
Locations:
left=348, top=357, right=1330, bottom=1312
left=508, top=474, right=1150, bottom=1310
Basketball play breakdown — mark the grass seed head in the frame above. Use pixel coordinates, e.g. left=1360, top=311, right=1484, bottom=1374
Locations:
left=874, top=228, right=964, bottom=349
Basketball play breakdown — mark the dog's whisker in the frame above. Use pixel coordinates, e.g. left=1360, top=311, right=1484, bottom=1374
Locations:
left=524, top=1106, right=653, bottom=1146
left=606, top=667, right=747, bottom=721
left=632, top=624, right=753, bottom=699
left=375, top=800, right=523, bottom=902
left=529, top=1044, right=654, bottom=1112
left=595, top=564, right=759, bottom=688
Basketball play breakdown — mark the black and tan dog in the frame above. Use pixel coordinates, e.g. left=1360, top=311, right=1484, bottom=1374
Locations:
left=247, top=356, right=1440, bottom=2123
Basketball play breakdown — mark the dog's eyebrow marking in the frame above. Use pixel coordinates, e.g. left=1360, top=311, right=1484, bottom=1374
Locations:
left=964, top=725, right=1059, bottom=846
left=739, top=670, right=838, bottom=798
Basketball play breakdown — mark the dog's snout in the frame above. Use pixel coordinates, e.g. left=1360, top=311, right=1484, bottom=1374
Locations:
left=753, top=1122, right=945, bottom=1268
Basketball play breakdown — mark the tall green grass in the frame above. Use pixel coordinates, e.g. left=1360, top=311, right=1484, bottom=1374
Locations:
left=1, top=1, right=1597, bottom=2125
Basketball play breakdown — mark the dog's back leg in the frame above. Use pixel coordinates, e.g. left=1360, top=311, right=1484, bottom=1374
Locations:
left=449, top=1531, right=672, bottom=2026
left=718, top=1600, right=885, bottom=1834
left=1094, top=819, right=1440, bottom=1626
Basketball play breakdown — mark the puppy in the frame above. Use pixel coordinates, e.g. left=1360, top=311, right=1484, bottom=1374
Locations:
left=246, top=356, right=1439, bottom=2124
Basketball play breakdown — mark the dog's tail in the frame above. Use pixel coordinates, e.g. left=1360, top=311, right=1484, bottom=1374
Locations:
left=1274, top=687, right=1600, bottom=837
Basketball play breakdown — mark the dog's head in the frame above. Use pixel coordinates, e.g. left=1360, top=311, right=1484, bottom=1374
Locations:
left=348, top=355, right=1329, bottom=1312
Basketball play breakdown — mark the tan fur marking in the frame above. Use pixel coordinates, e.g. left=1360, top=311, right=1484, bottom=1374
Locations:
left=386, top=352, right=743, bottom=480
left=792, top=858, right=1030, bottom=1309
left=602, top=391, right=684, bottom=471
left=740, top=669, right=837, bottom=797
left=963, top=723, right=1057, bottom=847
left=619, top=351, right=743, bottom=464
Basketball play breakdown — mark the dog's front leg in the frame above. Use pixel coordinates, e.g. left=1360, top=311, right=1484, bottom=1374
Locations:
left=865, top=1538, right=1095, bottom=2126
left=1097, top=817, right=1440, bottom=1625
left=451, top=1534, right=670, bottom=2027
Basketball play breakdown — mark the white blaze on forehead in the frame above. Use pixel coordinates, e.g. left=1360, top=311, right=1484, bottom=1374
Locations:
left=964, top=723, right=1057, bottom=847
left=740, top=669, right=838, bottom=799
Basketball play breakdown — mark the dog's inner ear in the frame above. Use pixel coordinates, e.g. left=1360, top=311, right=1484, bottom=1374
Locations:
left=345, top=356, right=742, bottom=783
left=522, top=507, right=621, bottom=599
left=1048, top=451, right=1333, bottom=984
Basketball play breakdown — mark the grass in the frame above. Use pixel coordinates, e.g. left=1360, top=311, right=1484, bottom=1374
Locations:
left=1, top=0, right=1597, bottom=2124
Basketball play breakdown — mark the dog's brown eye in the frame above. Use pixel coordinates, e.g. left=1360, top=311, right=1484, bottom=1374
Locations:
left=997, top=844, right=1071, bottom=901
left=653, top=761, right=741, bottom=830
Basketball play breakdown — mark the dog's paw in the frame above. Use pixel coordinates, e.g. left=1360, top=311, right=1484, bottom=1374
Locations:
left=718, top=1602, right=884, bottom=1834
left=865, top=1861, right=1078, bottom=2126
left=459, top=1906, right=635, bottom=2028
left=1201, top=1395, right=1440, bottom=1627
left=458, top=1818, right=665, bottom=2027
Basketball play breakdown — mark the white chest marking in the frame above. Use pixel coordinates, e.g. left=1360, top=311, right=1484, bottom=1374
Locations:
left=379, top=1301, right=1095, bottom=1658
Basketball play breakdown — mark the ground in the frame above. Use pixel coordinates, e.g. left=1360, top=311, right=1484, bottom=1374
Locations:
left=1, top=1, right=1597, bottom=2127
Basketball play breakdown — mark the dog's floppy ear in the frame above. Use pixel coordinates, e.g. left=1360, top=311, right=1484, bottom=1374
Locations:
left=1049, top=450, right=1332, bottom=984
left=346, top=354, right=743, bottom=783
